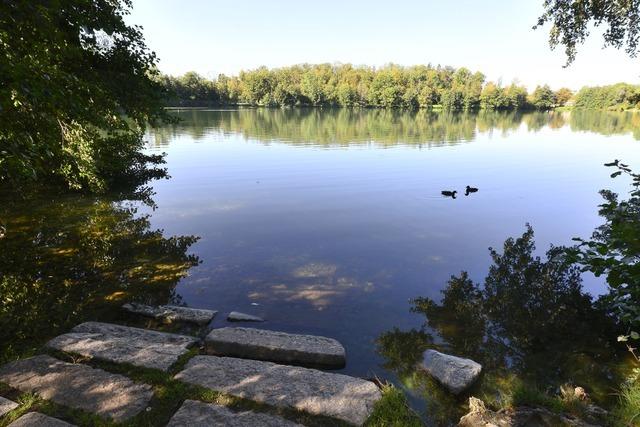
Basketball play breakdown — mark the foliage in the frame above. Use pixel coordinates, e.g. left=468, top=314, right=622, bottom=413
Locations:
left=0, top=1, right=168, bottom=192
left=573, top=83, right=640, bottom=110
left=570, top=162, right=640, bottom=331
left=536, top=0, right=640, bottom=64
left=157, top=64, right=556, bottom=110
left=555, top=88, right=574, bottom=106
left=529, top=85, right=557, bottom=109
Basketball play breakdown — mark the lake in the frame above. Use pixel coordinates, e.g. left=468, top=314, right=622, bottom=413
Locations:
left=2, top=108, right=639, bottom=423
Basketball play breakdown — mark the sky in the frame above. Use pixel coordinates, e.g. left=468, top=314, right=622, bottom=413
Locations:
left=127, top=0, right=639, bottom=91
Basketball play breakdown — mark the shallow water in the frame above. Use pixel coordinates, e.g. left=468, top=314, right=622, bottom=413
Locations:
left=2, top=108, right=639, bottom=423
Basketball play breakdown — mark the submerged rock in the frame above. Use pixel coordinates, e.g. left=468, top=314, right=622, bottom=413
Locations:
left=420, top=349, right=482, bottom=394
left=205, top=327, right=346, bottom=368
left=227, top=311, right=264, bottom=322
left=167, top=399, right=304, bottom=427
left=122, top=302, right=217, bottom=325
left=174, top=355, right=381, bottom=426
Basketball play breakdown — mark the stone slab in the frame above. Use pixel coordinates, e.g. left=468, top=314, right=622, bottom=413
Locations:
left=420, top=349, right=482, bottom=394
left=46, top=321, right=198, bottom=371
left=167, top=399, right=303, bottom=427
left=0, top=396, right=18, bottom=417
left=227, top=311, right=264, bottom=322
left=0, top=355, right=153, bottom=422
left=8, top=412, right=76, bottom=427
left=123, top=303, right=217, bottom=325
left=205, top=327, right=345, bottom=368
left=174, top=355, right=381, bottom=426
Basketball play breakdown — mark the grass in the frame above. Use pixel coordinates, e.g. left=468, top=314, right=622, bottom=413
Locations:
left=365, top=383, right=423, bottom=427
left=611, top=381, right=640, bottom=426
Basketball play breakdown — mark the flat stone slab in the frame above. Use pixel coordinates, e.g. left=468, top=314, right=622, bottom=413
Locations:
left=0, top=355, right=153, bottom=422
left=205, top=327, right=345, bottom=368
left=167, top=399, right=303, bottom=427
left=8, top=412, right=76, bottom=427
left=420, top=349, right=482, bottom=394
left=123, top=303, right=217, bottom=325
left=0, top=396, right=18, bottom=416
left=46, top=321, right=198, bottom=371
left=175, top=355, right=381, bottom=426
left=227, top=311, right=264, bottom=322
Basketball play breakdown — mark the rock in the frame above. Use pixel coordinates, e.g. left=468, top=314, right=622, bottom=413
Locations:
left=174, top=355, right=381, bottom=426
left=0, top=355, right=153, bottom=422
left=0, top=396, right=18, bottom=417
left=420, top=349, right=482, bottom=394
left=227, top=311, right=264, bottom=322
left=122, top=302, right=217, bottom=325
left=8, top=412, right=76, bottom=427
left=167, top=399, right=304, bottom=427
left=458, top=397, right=601, bottom=427
left=205, top=327, right=345, bottom=368
left=574, top=386, right=588, bottom=400
left=46, top=321, right=198, bottom=371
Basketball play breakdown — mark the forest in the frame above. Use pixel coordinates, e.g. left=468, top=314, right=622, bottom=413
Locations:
left=573, top=83, right=640, bottom=111
left=154, top=64, right=568, bottom=110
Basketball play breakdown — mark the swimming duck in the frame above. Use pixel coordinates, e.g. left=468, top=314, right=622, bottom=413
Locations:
left=465, top=186, right=478, bottom=196
left=441, top=190, right=457, bottom=198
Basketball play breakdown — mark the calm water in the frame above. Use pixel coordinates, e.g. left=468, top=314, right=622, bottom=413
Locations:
left=2, top=108, right=639, bottom=423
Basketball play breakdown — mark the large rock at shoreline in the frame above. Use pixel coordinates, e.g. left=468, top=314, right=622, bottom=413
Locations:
left=167, top=399, right=304, bottom=427
left=0, top=396, right=18, bottom=417
left=46, top=321, right=198, bottom=371
left=205, top=327, right=346, bottom=368
left=420, top=349, right=482, bottom=394
left=122, top=302, right=217, bottom=325
left=8, top=412, right=76, bottom=427
left=0, top=355, right=153, bottom=422
left=174, top=355, right=381, bottom=425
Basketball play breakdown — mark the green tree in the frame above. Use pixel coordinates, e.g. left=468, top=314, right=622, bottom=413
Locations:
left=480, top=82, right=509, bottom=109
left=536, top=0, right=640, bottom=64
left=1, top=0, right=168, bottom=192
left=555, top=87, right=574, bottom=106
left=530, top=84, right=557, bottom=109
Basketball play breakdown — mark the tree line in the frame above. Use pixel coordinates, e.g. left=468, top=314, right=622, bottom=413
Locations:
left=573, top=83, right=640, bottom=111
left=154, top=64, right=572, bottom=110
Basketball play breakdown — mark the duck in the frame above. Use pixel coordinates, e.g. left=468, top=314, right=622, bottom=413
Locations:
left=441, top=190, right=457, bottom=198
left=465, top=186, right=478, bottom=196
left=604, top=160, right=619, bottom=167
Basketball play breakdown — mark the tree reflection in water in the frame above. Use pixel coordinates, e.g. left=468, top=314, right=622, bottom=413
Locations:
left=0, top=191, right=200, bottom=363
left=377, top=226, right=622, bottom=425
left=150, top=108, right=640, bottom=148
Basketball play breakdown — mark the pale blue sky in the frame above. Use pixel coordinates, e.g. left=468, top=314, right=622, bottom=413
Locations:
left=128, top=0, right=639, bottom=90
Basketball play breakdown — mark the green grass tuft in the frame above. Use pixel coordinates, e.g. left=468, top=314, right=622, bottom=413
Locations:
left=365, top=383, right=423, bottom=426
left=612, top=381, right=640, bottom=426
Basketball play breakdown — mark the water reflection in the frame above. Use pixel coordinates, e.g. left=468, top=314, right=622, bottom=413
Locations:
left=377, top=226, right=622, bottom=425
left=150, top=108, right=640, bottom=147
left=0, top=192, right=200, bottom=363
